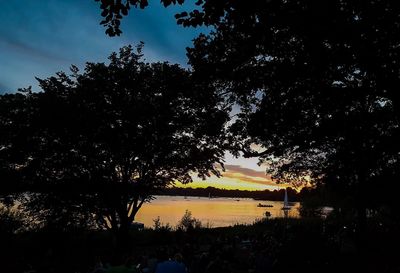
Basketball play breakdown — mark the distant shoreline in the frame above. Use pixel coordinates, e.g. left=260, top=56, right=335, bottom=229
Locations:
left=156, top=186, right=303, bottom=202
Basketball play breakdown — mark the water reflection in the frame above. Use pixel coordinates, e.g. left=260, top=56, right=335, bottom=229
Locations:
left=135, top=195, right=300, bottom=228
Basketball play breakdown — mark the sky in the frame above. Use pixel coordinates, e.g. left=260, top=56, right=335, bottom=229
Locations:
left=0, top=0, right=286, bottom=191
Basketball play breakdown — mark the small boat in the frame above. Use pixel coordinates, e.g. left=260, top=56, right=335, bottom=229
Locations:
left=282, top=189, right=291, bottom=210
left=257, top=203, right=273, bottom=208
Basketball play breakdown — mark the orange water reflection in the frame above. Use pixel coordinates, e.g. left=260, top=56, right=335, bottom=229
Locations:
left=135, top=195, right=300, bottom=228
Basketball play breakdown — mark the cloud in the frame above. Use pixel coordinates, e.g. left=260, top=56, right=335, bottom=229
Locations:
left=221, top=165, right=279, bottom=187
left=222, top=172, right=277, bottom=187
left=0, top=82, right=10, bottom=93
left=224, top=165, right=269, bottom=179
left=0, top=37, right=71, bottom=64
left=0, top=0, right=205, bottom=93
left=182, top=164, right=288, bottom=191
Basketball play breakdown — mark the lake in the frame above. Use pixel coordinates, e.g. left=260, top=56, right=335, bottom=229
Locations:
left=135, top=195, right=300, bottom=228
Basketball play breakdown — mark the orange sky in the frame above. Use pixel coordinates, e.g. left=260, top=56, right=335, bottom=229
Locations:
left=175, top=153, right=290, bottom=191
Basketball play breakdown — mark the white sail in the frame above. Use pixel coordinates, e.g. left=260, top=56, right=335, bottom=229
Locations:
left=282, top=188, right=291, bottom=210
left=284, top=190, right=289, bottom=206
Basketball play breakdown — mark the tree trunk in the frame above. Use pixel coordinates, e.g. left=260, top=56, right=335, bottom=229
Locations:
left=114, top=212, right=131, bottom=258
left=109, top=200, right=143, bottom=258
left=116, top=225, right=130, bottom=255
left=355, top=205, right=367, bottom=250
left=354, top=170, right=367, bottom=254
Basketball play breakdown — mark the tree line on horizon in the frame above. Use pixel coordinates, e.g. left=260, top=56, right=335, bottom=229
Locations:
left=1, top=0, right=400, bottom=252
left=160, top=186, right=305, bottom=202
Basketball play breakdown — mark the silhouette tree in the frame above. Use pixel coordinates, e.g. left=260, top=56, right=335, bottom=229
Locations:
left=95, top=0, right=183, bottom=36
left=0, top=45, right=229, bottom=245
left=186, top=0, right=400, bottom=221
left=95, top=0, right=229, bottom=36
left=94, top=0, right=400, bottom=217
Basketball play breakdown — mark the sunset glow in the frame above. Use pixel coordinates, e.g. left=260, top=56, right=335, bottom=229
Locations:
left=176, top=163, right=288, bottom=191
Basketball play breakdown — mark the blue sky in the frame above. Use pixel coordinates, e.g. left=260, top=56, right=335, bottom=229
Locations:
left=0, top=0, right=206, bottom=93
left=0, top=1, right=280, bottom=190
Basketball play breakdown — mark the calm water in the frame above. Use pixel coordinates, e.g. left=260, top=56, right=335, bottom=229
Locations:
left=135, top=195, right=300, bottom=228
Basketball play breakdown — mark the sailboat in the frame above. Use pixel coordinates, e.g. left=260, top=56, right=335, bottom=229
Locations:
left=281, top=188, right=291, bottom=210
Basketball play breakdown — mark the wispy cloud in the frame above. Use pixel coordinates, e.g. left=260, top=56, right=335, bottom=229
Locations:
left=182, top=164, right=285, bottom=191
left=222, top=165, right=280, bottom=187
left=0, top=38, right=72, bottom=64
left=0, top=0, right=204, bottom=94
left=224, top=165, right=269, bottom=179
left=0, top=82, right=8, bottom=93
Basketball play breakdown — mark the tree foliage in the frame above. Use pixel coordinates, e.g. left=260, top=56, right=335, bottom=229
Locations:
left=95, top=0, right=230, bottom=36
left=0, top=45, right=229, bottom=233
left=0, top=206, right=27, bottom=234
left=186, top=1, right=400, bottom=211
left=176, top=209, right=202, bottom=231
left=95, top=0, right=184, bottom=36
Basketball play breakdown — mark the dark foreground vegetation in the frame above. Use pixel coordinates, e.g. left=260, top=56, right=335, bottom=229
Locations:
left=2, top=213, right=399, bottom=273
left=2, top=1, right=400, bottom=272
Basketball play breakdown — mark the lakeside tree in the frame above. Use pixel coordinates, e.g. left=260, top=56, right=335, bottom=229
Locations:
left=0, top=45, right=229, bottom=245
left=95, top=1, right=400, bottom=215
left=185, top=0, right=400, bottom=225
